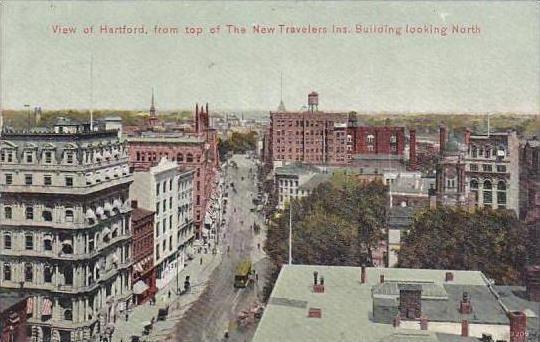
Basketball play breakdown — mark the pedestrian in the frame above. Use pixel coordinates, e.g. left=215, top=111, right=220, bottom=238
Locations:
left=168, top=290, right=171, bottom=299
left=257, top=243, right=260, bottom=250
left=256, top=273, right=259, bottom=282
left=200, top=257, right=203, bottom=265
left=125, top=311, right=129, bottom=321
left=227, top=245, right=230, bottom=254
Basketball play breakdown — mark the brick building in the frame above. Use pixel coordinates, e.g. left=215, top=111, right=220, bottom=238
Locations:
left=0, top=119, right=133, bottom=342
left=266, top=92, right=415, bottom=169
left=130, top=204, right=156, bottom=305
left=127, top=98, right=219, bottom=239
left=1, top=294, right=29, bottom=342
left=520, top=138, right=540, bottom=264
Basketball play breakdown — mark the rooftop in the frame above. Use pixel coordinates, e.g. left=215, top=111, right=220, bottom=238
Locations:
left=299, top=174, right=331, bottom=191
left=253, top=265, right=505, bottom=342
left=131, top=207, right=155, bottom=222
left=275, top=163, right=320, bottom=176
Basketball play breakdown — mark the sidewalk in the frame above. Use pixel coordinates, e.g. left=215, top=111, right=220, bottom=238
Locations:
left=112, top=249, right=223, bottom=342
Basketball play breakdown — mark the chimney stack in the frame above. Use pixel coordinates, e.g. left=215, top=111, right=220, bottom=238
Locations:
left=464, top=128, right=472, bottom=145
left=380, top=274, right=385, bottom=283
left=409, top=129, right=417, bottom=171
left=439, top=125, right=448, bottom=155
left=420, top=316, right=428, bottom=330
left=361, top=265, right=367, bottom=284
left=461, top=320, right=469, bottom=337
left=445, top=272, right=454, bottom=282
left=393, top=314, right=401, bottom=328
left=509, top=311, right=527, bottom=342
left=131, top=200, right=138, bottom=209
left=459, top=292, right=472, bottom=314
left=313, top=271, right=318, bottom=286
left=313, top=272, right=324, bottom=293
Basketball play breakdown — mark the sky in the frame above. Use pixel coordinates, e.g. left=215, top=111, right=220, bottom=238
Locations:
left=0, top=1, right=539, bottom=113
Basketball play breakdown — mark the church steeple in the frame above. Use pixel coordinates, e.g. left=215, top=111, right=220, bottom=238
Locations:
left=277, top=72, right=286, bottom=112
left=150, top=88, right=156, bottom=117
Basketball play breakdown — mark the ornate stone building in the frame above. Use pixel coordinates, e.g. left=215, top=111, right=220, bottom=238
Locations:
left=0, top=119, right=133, bottom=342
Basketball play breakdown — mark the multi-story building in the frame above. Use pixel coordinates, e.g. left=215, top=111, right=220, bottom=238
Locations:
left=520, top=137, right=540, bottom=263
left=436, top=126, right=520, bottom=214
left=274, top=164, right=321, bottom=209
left=1, top=294, right=29, bottom=342
left=130, top=203, right=156, bottom=305
left=266, top=92, right=416, bottom=169
left=0, top=119, right=133, bottom=342
left=128, top=99, right=219, bottom=239
left=131, top=158, right=194, bottom=289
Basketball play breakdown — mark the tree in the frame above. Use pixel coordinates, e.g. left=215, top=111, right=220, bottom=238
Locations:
left=397, top=207, right=528, bottom=284
left=218, top=131, right=258, bottom=159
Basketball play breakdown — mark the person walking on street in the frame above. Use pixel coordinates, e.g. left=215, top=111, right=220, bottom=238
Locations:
left=200, top=257, right=203, bottom=265
left=257, top=242, right=260, bottom=250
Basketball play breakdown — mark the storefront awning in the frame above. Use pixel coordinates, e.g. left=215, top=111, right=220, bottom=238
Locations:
left=133, top=280, right=149, bottom=295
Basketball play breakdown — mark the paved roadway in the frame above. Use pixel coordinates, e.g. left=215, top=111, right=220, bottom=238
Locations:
left=172, top=154, right=270, bottom=342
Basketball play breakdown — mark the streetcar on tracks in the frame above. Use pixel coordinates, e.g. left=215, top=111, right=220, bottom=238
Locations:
left=234, top=259, right=252, bottom=288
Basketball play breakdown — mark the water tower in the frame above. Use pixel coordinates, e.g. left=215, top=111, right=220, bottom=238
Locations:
left=308, top=91, right=319, bottom=112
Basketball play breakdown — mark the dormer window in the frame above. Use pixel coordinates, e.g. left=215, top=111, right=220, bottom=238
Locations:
left=25, top=152, right=33, bottom=163
left=44, top=151, right=53, bottom=164
left=66, top=152, right=74, bottom=164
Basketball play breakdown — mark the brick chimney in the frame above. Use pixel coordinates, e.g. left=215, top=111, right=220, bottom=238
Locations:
left=380, top=274, right=385, bottom=283
left=459, top=292, right=472, bottom=314
left=313, top=271, right=324, bottom=293
left=409, top=129, right=417, bottom=171
left=399, top=283, right=422, bottom=319
left=445, top=272, right=454, bottom=282
left=361, top=265, right=367, bottom=284
left=464, top=128, right=472, bottom=146
left=131, top=200, right=138, bottom=209
left=508, top=311, right=527, bottom=342
left=420, top=316, right=428, bottom=330
left=525, top=265, right=540, bottom=302
left=439, top=125, right=448, bottom=155
left=461, top=320, right=469, bottom=337
left=393, top=314, right=401, bottom=328
left=308, top=307, right=322, bottom=318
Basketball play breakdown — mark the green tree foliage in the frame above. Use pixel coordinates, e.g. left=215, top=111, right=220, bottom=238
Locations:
left=218, top=131, right=258, bottom=159
left=265, top=177, right=387, bottom=268
left=397, top=207, right=528, bottom=284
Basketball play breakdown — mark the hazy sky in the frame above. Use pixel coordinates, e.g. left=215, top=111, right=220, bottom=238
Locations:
left=1, top=1, right=539, bottom=113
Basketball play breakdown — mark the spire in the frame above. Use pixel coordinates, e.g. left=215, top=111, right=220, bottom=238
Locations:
left=150, top=87, right=156, bottom=117
left=277, top=71, right=286, bottom=112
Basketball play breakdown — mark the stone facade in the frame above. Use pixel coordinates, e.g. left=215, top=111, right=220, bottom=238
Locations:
left=131, top=158, right=194, bottom=289
left=520, top=138, right=540, bottom=264
left=436, top=126, right=520, bottom=214
left=0, top=120, right=133, bottom=342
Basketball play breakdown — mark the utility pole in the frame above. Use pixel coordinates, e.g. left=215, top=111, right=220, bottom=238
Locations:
left=288, top=201, right=292, bottom=265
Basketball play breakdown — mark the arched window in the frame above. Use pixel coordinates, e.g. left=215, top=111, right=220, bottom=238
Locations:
left=470, top=179, right=479, bottom=189
left=24, top=263, right=33, bottom=282
left=497, top=180, right=507, bottom=207
left=3, top=233, right=12, bottom=250
left=471, top=146, right=477, bottom=158
left=3, top=263, right=12, bottom=281
left=64, top=309, right=73, bottom=321
left=497, top=181, right=506, bottom=191
left=65, top=210, right=74, bottom=223
left=186, top=153, right=193, bottom=163
left=44, top=265, right=53, bottom=283
left=26, top=207, right=34, bottom=220
left=484, top=146, right=491, bottom=158
left=177, top=153, right=184, bottom=162
left=483, top=180, right=492, bottom=204
left=366, top=135, right=375, bottom=144
left=63, top=266, right=73, bottom=285
left=136, top=152, right=141, bottom=161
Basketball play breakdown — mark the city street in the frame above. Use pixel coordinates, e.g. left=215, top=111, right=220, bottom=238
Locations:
left=171, top=154, right=270, bottom=342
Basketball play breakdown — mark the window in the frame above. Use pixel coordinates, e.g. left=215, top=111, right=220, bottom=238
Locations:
left=470, top=164, right=478, bottom=172
left=496, top=165, right=506, bottom=173
left=162, top=240, right=166, bottom=252
left=483, top=180, right=492, bottom=204
left=156, top=221, right=160, bottom=237
left=169, top=236, right=173, bottom=251
left=44, top=151, right=52, bottom=164
left=5, top=173, right=12, bottom=185
left=187, top=154, right=193, bottom=163
left=4, top=207, right=12, bottom=219
left=25, top=263, right=33, bottom=282
left=163, top=200, right=167, bottom=212
left=367, top=135, right=375, bottom=144
left=26, top=207, right=34, bottom=220
left=162, top=182, right=166, bottom=193
left=3, top=263, right=11, bottom=281
left=163, top=218, right=166, bottom=233
left=156, top=203, right=160, bottom=215
left=25, top=234, right=34, bottom=250
left=44, top=266, right=53, bottom=283
left=44, top=238, right=53, bottom=251
left=485, top=148, right=491, bottom=158
left=482, top=164, right=492, bottom=172
left=136, top=152, right=141, bottom=161
left=196, top=195, right=200, bottom=205
left=65, top=210, right=74, bottom=222
left=169, top=197, right=172, bottom=209
left=471, top=146, right=477, bottom=158
left=66, top=152, right=74, bottom=164
left=65, top=177, right=73, bottom=187
left=25, top=174, right=33, bottom=185
left=177, top=153, right=184, bottom=162
left=44, top=175, right=52, bottom=186
left=169, top=215, right=172, bottom=230
left=156, top=183, right=160, bottom=195
left=156, top=244, right=160, bottom=260
left=63, top=267, right=73, bottom=285
left=3, top=233, right=12, bottom=249
left=169, top=180, right=172, bottom=191
left=26, top=152, right=33, bottom=163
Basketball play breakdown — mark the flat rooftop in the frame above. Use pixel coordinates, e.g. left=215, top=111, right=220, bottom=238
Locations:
left=253, top=265, right=506, bottom=342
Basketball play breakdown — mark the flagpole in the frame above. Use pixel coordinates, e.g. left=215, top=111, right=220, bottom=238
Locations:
left=288, top=201, right=292, bottom=265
